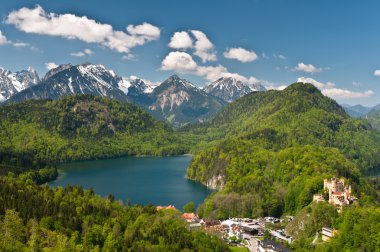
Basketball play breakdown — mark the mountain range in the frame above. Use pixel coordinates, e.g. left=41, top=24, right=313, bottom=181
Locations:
left=0, top=66, right=39, bottom=101
left=342, top=104, right=372, bottom=118
left=1, top=63, right=265, bottom=126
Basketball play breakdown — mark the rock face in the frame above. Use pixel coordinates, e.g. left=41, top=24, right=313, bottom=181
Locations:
left=204, top=77, right=266, bottom=102
left=146, top=75, right=227, bottom=126
left=205, top=174, right=226, bottom=190
left=0, top=67, right=39, bottom=101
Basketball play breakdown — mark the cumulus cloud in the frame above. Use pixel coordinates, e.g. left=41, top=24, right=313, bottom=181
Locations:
left=190, top=30, right=216, bottom=62
left=71, top=48, right=94, bottom=57
left=223, top=47, right=258, bottom=62
left=161, top=51, right=262, bottom=84
left=374, top=70, right=380, bottom=76
left=297, top=77, right=374, bottom=99
left=0, top=30, right=9, bottom=45
left=161, top=51, right=198, bottom=73
left=5, top=5, right=160, bottom=55
left=126, top=22, right=160, bottom=39
left=168, top=31, right=193, bottom=49
left=293, top=62, right=322, bottom=73
left=45, top=62, right=58, bottom=70
left=297, top=77, right=335, bottom=89
left=167, top=30, right=216, bottom=62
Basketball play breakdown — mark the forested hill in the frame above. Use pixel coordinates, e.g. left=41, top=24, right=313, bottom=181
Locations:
left=187, top=82, right=380, bottom=219
left=0, top=175, right=228, bottom=251
left=0, top=95, right=189, bottom=171
left=189, top=82, right=380, bottom=174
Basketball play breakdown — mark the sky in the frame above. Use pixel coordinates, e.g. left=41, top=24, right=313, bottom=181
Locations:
left=0, top=0, right=380, bottom=106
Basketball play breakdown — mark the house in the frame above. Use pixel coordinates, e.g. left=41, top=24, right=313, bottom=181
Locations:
left=258, top=239, right=290, bottom=252
left=321, top=227, right=337, bottom=241
left=189, top=223, right=202, bottom=230
left=182, top=212, right=199, bottom=223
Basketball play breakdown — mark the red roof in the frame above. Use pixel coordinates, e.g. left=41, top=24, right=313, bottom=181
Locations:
left=182, top=213, right=196, bottom=220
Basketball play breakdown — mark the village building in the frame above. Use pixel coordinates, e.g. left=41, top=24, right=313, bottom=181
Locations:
left=258, top=239, right=290, bottom=252
left=182, top=212, right=199, bottom=223
left=321, top=227, right=338, bottom=241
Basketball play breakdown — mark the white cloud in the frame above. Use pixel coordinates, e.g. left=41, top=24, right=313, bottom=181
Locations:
left=223, top=47, right=258, bottom=62
left=84, top=48, right=93, bottom=55
left=168, top=31, right=193, bottom=49
left=126, top=22, right=160, bottom=39
left=45, top=62, right=58, bottom=70
left=322, top=88, right=374, bottom=99
left=297, top=77, right=374, bottom=99
left=71, top=48, right=94, bottom=57
left=266, top=85, right=288, bottom=90
left=293, top=62, right=322, bottom=73
left=0, top=30, right=9, bottom=45
left=297, top=77, right=335, bottom=89
left=6, top=5, right=160, bottom=55
left=13, top=42, right=30, bottom=47
left=70, top=52, right=85, bottom=57
left=190, top=30, right=216, bottom=62
left=161, top=51, right=262, bottom=84
left=374, top=70, right=380, bottom=76
left=161, top=51, right=198, bottom=73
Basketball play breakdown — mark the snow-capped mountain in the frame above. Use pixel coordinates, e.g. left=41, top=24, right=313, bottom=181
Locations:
left=2, top=63, right=254, bottom=126
left=147, top=75, right=226, bottom=126
left=204, top=77, right=266, bottom=102
left=123, top=76, right=157, bottom=97
left=0, top=67, right=39, bottom=101
left=6, top=63, right=130, bottom=103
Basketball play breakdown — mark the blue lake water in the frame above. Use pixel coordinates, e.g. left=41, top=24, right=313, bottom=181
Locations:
left=49, top=155, right=212, bottom=209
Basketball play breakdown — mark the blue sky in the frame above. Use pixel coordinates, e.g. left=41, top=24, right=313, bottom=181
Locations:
left=0, top=0, right=380, bottom=106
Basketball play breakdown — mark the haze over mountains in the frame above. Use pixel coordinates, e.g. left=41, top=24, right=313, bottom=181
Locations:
left=0, top=63, right=266, bottom=126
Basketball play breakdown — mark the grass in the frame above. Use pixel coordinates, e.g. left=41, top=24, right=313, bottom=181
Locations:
left=229, top=246, right=249, bottom=252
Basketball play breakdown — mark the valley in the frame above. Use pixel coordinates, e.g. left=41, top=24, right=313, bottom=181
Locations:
left=0, top=66, right=379, bottom=251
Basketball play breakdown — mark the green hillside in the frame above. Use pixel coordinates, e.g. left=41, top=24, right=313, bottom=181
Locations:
left=367, top=105, right=380, bottom=130
left=189, top=83, right=380, bottom=174
left=0, top=175, right=228, bottom=251
left=0, top=95, right=190, bottom=173
left=187, top=83, right=380, bottom=219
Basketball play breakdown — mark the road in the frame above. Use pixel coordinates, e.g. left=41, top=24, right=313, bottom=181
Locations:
left=246, top=237, right=258, bottom=252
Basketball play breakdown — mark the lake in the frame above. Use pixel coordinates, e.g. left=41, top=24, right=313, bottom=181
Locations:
left=49, top=155, right=212, bottom=209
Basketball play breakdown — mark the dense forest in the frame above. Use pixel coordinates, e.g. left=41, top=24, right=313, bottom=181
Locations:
left=188, top=83, right=380, bottom=174
left=0, top=175, right=228, bottom=251
left=0, top=95, right=192, bottom=173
